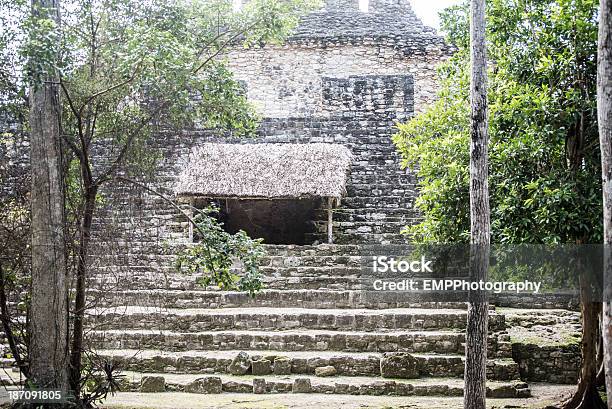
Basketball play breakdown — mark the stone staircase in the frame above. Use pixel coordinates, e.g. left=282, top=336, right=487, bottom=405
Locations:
left=83, top=243, right=535, bottom=400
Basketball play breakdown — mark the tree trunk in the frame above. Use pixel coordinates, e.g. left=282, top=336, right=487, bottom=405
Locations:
left=69, top=183, right=97, bottom=395
left=465, top=0, right=490, bottom=408
left=28, top=0, right=69, bottom=391
left=562, top=300, right=605, bottom=409
left=597, top=0, right=612, bottom=405
left=596, top=324, right=605, bottom=387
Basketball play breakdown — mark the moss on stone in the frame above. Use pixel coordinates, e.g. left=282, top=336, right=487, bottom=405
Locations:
left=510, top=331, right=580, bottom=348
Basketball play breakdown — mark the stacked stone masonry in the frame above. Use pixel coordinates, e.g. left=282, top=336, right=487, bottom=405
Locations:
left=0, top=0, right=581, bottom=398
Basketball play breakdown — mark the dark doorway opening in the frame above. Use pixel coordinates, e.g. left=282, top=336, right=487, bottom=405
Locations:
left=211, top=198, right=321, bottom=245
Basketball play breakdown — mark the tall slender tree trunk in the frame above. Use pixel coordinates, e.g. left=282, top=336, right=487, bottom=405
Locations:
left=597, top=0, right=612, bottom=405
left=562, top=5, right=608, bottom=408
left=28, top=0, right=69, bottom=391
left=465, top=0, right=489, bottom=408
left=69, top=182, right=97, bottom=395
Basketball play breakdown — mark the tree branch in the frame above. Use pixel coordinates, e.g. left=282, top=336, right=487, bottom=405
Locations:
left=193, top=21, right=259, bottom=74
left=79, top=66, right=140, bottom=115
left=114, top=176, right=219, bottom=277
left=59, top=79, right=86, bottom=160
left=0, top=262, right=29, bottom=378
left=93, top=101, right=168, bottom=186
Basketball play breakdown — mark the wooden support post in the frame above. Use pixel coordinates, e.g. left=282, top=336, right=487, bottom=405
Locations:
left=327, top=197, right=334, bottom=244
left=188, top=198, right=194, bottom=242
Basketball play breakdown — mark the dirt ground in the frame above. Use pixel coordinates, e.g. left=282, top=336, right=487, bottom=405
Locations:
left=101, top=383, right=575, bottom=409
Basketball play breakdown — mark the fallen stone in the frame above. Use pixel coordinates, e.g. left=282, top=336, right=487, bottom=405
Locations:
left=252, top=358, right=272, bottom=375
left=314, top=365, right=337, bottom=377
left=273, top=356, right=292, bottom=375
left=184, top=377, right=222, bottom=394
left=380, top=352, right=420, bottom=379
left=488, top=384, right=515, bottom=398
left=253, top=378, right=266, bottom=394
left=292, top=378, right=311, bottom=393
left=222, top=380, right=252, bottom=393
left=228, top=351, right=251, bottom=375
left=140, top=376, right=165, bottom=393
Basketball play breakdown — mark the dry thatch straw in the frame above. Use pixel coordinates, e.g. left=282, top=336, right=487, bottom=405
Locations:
left=175, top=143, right=353, bottom=200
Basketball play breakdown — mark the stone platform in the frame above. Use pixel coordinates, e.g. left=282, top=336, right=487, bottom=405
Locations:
left=81, top=243, right=581, bottom=404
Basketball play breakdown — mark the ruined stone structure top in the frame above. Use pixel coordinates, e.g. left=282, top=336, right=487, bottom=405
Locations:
left=289, top=0, right=445, bottom=53
left=226, top=0, right=449, bottom=119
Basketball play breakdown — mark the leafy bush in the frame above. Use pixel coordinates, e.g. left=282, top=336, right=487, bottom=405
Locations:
left=176, top=205, right=265, bottom=296
left=393, top=0, right=601, bottom=245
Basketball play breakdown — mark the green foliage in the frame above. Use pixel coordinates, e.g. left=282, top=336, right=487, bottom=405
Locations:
left=22, top=5, right=61, bottom=87
left=393, top=0, right=602, bottom=244
left=79, top=352, right=125, bottom=408
left=2, top=0, right=320, bottom=188
left=0, top=0, right=28, bottom=121
left=176, top=206, right=266, bottom=296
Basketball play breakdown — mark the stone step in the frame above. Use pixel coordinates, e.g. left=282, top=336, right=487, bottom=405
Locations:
left=91, top=243, right=423, bottom=259
left=346, top=185, right=414, bottom=197
left=261, top=267, right=453, bottom=281
left=334, top=232, right=410, bottom=244
left=89, top=273, right=375, bottom=291
left=259, top=265, right=364, bottom=277
left=261, top=255, right=363, bottom=268
left=92, top=264, right=388, bottom=279
left=95, top=349, right=520, bottom=381
left=86, top=307, right=506, bottom=332
left=91, top=244, right=371, bottom=262
left=348, top=174, right=414, bottom=185
left=325, top=209, right=419, bottom=223
left=87, top=289, right=470, bottom=310
left=118, top=371, right=530, bottom=398
left=348, top=171, right=411, bottom=180
left=90, top=271, right=477, bottom=291
left=343, top=196, right=413, bottom=207
left=329, top=220, right=411, bottom=230
left=346, top=182, right=414, bottom=191
left=90, top=329, right=514, bottom=359
left=90, top=329, right=465, bottom=354
left=331, top=221, right=411, bottom=235
left=263, top=243, right=410, bottom=256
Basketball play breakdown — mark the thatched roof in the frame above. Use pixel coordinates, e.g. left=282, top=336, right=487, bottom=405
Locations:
left=175, top=143, right=353, bottom=200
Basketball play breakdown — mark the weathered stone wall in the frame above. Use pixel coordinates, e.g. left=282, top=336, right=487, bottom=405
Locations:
left=512, top=343, right=580, bottom=384
left=226, top=45, right=443, bottom=118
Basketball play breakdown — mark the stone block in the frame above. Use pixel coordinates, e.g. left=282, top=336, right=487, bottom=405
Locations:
left=380, top=352, right=420, bottom=379
left=253, top=378, right=266, bottom=394
left=222, top=380, right=252, bottom=393
left=184, top=376, right=222, bottom=394
left=314, top=365, right=337, bottom=377
left=252, top=358, right=272, bottom=375
left=487, top=384, right=516, bottom=398
left=334, top=382, right=350, bottom=394
left=292, top=378, right=311, bottom=393
left=140, top=376, right=165, bottom=393
left=273, top=356, right=292, bottom=375
left=228, top=351, right=251, bottom=375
